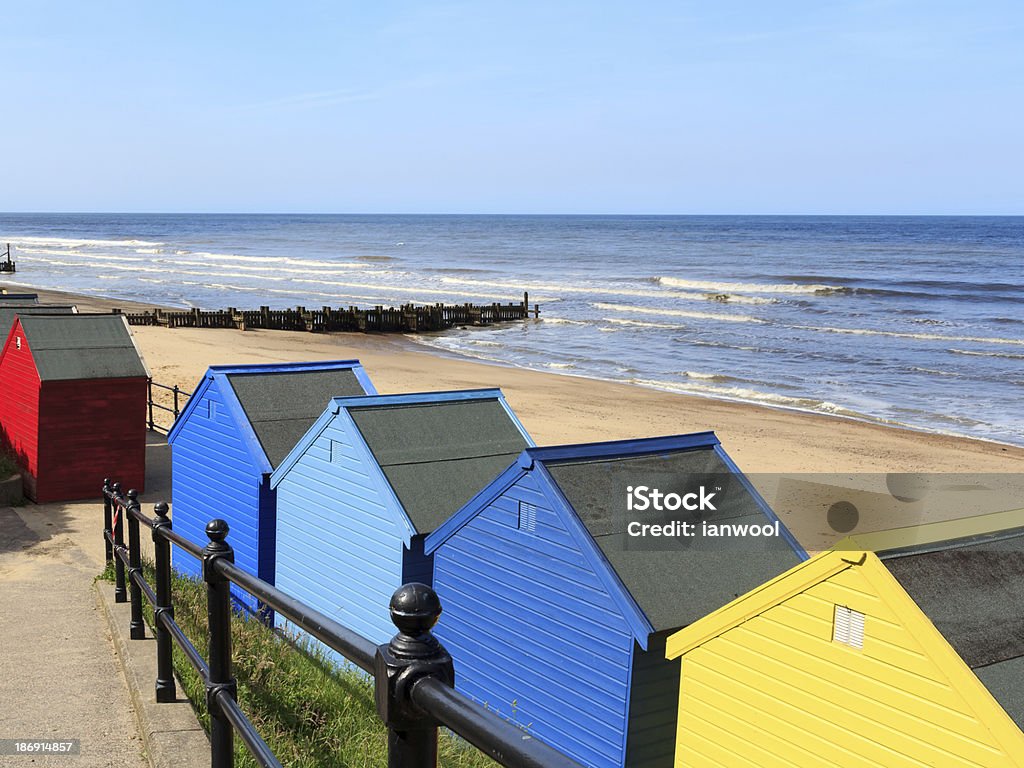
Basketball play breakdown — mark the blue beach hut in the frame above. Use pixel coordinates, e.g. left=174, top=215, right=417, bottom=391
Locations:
left=270, top=389, right=533, bottom=650
left=167, top=360, right=376, bottom=612
left=424, top=433, right=808, bottom=768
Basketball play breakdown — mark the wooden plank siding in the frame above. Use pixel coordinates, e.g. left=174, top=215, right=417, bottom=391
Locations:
left=673, top=558, right=1023, bottom=767
left=274, top=417, right=409, bottom=655
left=37, top=378, right=146, bottom=502
left=625, top=631, right=680, bottom=768
left=170, top=379, right=266, bottom=613
left=431, top=471, right=636, bottom=768
left=0, top=320, right=41, bottom=496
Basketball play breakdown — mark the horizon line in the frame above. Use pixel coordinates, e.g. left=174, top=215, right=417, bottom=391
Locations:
left=1, top=211, right=1022, bottom=218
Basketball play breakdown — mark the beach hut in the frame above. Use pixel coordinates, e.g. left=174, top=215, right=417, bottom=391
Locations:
left=662, top=522, right=1024, bottom=767
left=166, top=360, right=375, bottom=613
left=0, top=293, right=39, bottom=304
left=424, top=433, right=806, bottom=768
left=270, top=389, right=533, bottom=649
left=0, top=314, right=149, bottom=502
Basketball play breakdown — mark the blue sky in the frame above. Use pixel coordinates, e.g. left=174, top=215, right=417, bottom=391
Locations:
left=2, top=1, right=1021, bottom=214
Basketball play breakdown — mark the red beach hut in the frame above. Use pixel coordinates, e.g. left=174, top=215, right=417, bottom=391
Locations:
left=0, top=314, right=149, bottom=502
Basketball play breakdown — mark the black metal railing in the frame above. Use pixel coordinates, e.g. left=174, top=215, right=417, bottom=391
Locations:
left=147, top=379, right=190, bottom=433
left=102, top=480, right=581, bottom=768
left=1, top=243, right=14, bottom=273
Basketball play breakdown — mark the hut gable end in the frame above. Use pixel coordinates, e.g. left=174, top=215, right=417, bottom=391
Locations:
left=431, top=468, right=638, bottom=768
left=274, top=410, right=409, bottom=648
left=0, top=318, right=42, bottom=474
left=169, top=375, right=267, bottom=605
left=665, top=551, right=1024, bottom=767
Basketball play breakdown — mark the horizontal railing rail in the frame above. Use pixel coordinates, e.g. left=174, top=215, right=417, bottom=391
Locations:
left=102, top=480, right=582, bottom=768
left=146, top=379, right=191, bottom=434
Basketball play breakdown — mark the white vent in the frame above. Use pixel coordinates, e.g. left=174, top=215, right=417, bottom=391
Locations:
left=518, top=502, right=537, bottom=533
left=15, top=336, right=21, bottom=350
left=207, top=400, right=217, bottom=419
left=331, top=440, right=344, bottom=464
left=833, top=605, right=865, bottom=649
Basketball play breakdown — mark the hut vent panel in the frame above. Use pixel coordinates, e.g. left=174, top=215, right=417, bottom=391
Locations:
left=518, top=501, right=538, bottom=533
left=833, top=605, right=865, bottom=649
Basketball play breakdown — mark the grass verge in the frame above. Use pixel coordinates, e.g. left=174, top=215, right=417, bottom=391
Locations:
left=100, top=561, right=495, bottom=768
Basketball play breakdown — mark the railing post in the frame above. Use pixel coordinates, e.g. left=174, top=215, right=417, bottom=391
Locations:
left=375, top=583, right=454, bottom=768
left=203, top=519, right=236, bottom=768
left=173, top=385, right=180, bottom=420
left=102, top=478, right=113, bottom=564
left=147, top=378, right=155, bottom=431
left=126, top=489, right=146, bottom=640
left=112, top=482, right=127, bottom=603
left=151, top=502, right=177, bottom=703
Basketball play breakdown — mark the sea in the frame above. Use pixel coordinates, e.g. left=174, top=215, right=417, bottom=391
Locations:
left=1, top=214, right=1022, bottom=446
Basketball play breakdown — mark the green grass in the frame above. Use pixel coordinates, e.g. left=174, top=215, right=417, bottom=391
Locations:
left=101, top=562, right=495, bottom=768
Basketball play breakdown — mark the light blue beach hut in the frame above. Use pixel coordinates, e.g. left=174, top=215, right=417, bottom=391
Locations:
left=166, top=360, right=375, bottom=612
left=424, top=433, right=807, bottom=768
left=270, top=389, right=533, bottom=651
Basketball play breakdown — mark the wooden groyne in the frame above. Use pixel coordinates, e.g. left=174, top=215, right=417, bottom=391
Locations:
left=117, top=293, right=539, bottom=333
left=0, top=243, right=14, bottom=274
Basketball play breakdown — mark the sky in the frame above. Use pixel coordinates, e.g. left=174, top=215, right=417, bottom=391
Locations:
left=2, top=1, right=1022, bottom=214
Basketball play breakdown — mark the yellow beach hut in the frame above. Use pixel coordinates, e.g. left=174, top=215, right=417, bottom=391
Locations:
left=664, top=521, right=1024, bottom=767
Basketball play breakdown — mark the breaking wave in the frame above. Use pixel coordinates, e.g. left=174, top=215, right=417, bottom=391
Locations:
left=659, top=276, right=849, bottom=295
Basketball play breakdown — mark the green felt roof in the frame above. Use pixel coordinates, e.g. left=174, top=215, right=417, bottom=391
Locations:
left=882, top=530, right=1024, bottom=728
left=16, top=314, right=147, bottom=381
left=227, top=369, right=366, bottom=469
left=545, top=450, right=802, bottom=632
left=975, top=656, right=1024, bottom=730
left=350, top=398, right=529, bottom=534
left=0, top=306, right=76, bottom=338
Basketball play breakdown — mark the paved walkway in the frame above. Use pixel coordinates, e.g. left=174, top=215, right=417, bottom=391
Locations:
left=0, top=437, right=174, bottom=767
left=0, top=504, right=146, bottom=767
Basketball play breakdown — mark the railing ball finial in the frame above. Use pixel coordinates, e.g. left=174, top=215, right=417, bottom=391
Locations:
left=206, top=518, right=230, bottom=543
left=389, top=582, right=443, bottom=639
left=112, top=481, right=122, bottom=494
left=126, top=488, right=139, bottom=503
left=154, top=501, right=170, bottom=519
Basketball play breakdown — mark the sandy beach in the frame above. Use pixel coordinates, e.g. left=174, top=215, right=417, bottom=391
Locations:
left=8, top=284, right=1024, bottom=550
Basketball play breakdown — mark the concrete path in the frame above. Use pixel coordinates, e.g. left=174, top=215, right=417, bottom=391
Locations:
left=0, top=435, right=176, bottom=767
left=0, top=505, right=147, bottom=767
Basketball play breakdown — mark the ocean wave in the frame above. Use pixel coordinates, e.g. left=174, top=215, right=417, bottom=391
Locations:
left=15, top=246, right=92, bottom=257
left=791, top=324, right=1024, bottom=347
left=290, top=278, right=557, bottom=304
left=594, top=302, right=765, bottom=324
left=681, top=371, right=730, bottom=381
left=627, top=377, right=869, bottom=419
left=659, top=276, right=848, bottom=295
left=605, top=318, right=684, bottom=330
left=190, top=252, right=369, bottom=270
left=12, top=235, right=166, bottom=248
left=356, top=255, right=396, bottom=262
left=545, top=362, right=576, bottom=369
left=159, top=258, right=372, bottom=278
left=441, top=276, right=774, bottom=304
left=542, top=317, right=590, bottom=326
left=948, top=348, right=1024, bottom=360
